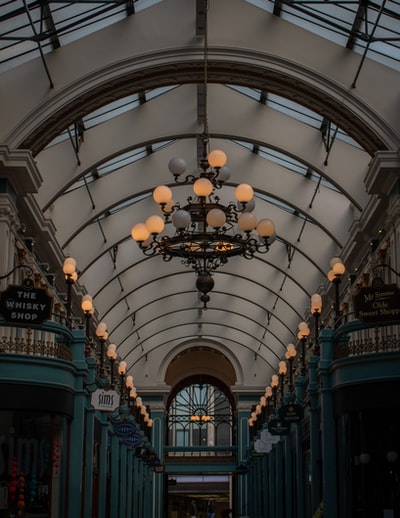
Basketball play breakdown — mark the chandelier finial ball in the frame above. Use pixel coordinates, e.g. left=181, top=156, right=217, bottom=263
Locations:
left=153, top=185, right=172, bottom=204
left=208, top=149, right=227, bottom=168
left=196, top=273, right=214, bottom=294
left=168, top=157, right=187, bottom=176
left=172, top=209, right=191, bottom=229
left=193, top=177, right=213, bottom=197
left=131, top=222, right=151, bottom=242
left=256, top=218, right=275, bottom=237
left=206, top=208, right=226, bottom=229
left=235, top=184, right=254, bottom=203
left=145, top=215, right=165, bottom=235
left=238, top=212, right=257, bottom=232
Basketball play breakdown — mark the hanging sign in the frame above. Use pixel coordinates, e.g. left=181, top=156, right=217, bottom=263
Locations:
left=114, top=422, right=136, bottom=436
left=0, top=285, right=52, bottom=326
left=268, top=418, right=290, bottom=436
left=279, top=403, right=304, bottom=423
left=353, top=284, right=400, bottom=324
left=123, top=432, right=142, bottom=447
left=91, top=389, right=120, bottom=412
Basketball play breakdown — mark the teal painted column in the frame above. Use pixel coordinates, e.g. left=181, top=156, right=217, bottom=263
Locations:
left=83, top=405, right=95, bottom=518
left=98, top=415, right=109, bottom=518
left=262, top=448, right=269, bottom=518
left=308, top=356, right=322, bottom=513
left=294, top=377, right=306, bottom=518
left=275, top=441, right=284, bottom=518
left=119, top=443, right=127, bottom=518
left=126, top=448, right=133, bottom=517
left=149, top=399, right=166, bottom=518
left=320, top=329, right=338, bottom=518
left=237, top=397, right=252, bottom=517
left=268, top=447, right=276, bottom=518
left=284, top=433, right=293, bottom=518
left=68, top=328, right=88, bottom=518
left=110, top=434, right=120, bottom=518
left=133, top=454, right=140, bottom=517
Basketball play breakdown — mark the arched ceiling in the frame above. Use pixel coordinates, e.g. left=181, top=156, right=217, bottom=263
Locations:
left=1, top=0, right=399, bottom=390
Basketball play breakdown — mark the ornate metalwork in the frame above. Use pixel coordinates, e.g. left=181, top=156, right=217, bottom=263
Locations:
left=335, top=332, right=400, bottom=359
left=0, top=330, right=72, bottom=360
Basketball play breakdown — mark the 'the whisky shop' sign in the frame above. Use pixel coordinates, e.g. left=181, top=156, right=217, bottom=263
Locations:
left=353, top=284, right=400, bottom=324
left=0, top=285, right=52, bottom=326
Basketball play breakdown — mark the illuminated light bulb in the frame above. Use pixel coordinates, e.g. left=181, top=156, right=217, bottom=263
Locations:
left=131, top=223, right=150, bottom=242
left=193, top=177, right=213, bottom=197
left=145, top=215, right=165, bottom=235
left=235, top=184, right=254, bottom=203
left=153, top=185, right=173, bottom=204
left=208, top=149, right=227, bottom=168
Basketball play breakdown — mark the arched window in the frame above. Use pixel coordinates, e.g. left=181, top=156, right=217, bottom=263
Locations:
left=167, top=377, right=234, bottom=450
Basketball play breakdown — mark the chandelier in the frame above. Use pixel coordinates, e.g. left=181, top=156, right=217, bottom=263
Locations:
left=130, top=0, right=276, bottom=308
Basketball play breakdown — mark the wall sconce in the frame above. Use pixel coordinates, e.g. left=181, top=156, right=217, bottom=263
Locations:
left=96, top=322, right=108, bottom=376
left=62, top=257, right=77, bottom=327
left=285, top=343, right=297, bottom=391
left=278, top=360, right=287, bottom=401
left=81, top=294, right=94, bottom=354
left=297, top=321, right=310, bottom=375
left=271, top=374, right=279, bottom=410
left=311, top=293, right=322, bottom=355
left=327, top=257, right=345, bottom=326
left=106, top=343, right=117, bottom=386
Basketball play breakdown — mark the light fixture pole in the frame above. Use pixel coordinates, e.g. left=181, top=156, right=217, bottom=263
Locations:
left=118, top=360, right=127, bottom=401
left=271, top=374, right=279, bottom=410
left=95, top=322, right=108, bottom=376
left=285, top=344, right=297, bottom=392
left=327, top=257, right=345, bottom=326
left=106, top=343, right=117, bottom=387
left=278, top=360, right=287, bottom=402
left=62, top=257, right=77, bottom=327
left=311, top=293, right=322, bottom=355
left=81, top=294, right=94, bottom=355
left=298, top=321, right=310, bottom=375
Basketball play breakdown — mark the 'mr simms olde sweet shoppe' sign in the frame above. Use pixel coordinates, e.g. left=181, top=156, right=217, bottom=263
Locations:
left=353, top=283, right=400, bottom=324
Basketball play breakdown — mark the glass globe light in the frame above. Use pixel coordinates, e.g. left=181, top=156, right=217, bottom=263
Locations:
left=193, top=177, right=213, bottom=197
left=238, top=212, right=257, bottom=232
left=298, top=321, right=310, bottom=333
left=237, top=198, right=256, bottom=213
left=153, top=185, right=172, bottom=204
left=96, top=322, right=107, bottom=337
left=217, top=166, right=230, bottom=182
left=279, top=360, right=287, bottom=375
left=126, top=375, right=134, bottom=389
left=118, top=360, right=127, bottom=375
left=131, top=223, right=150, bottom=242
left=168, top=157, right=187, bottom=176
left=235, top=184, right=254, bottom=203
left=206, top=208, right=226, bottom=229
left=265, top=386, right=273, bottom=398
left=271, top=374, right=279, bottom=387
left=327, top=270, right=336, bottom=282
left=63, top=257, right=76, bottom=275
left=256, top=219, right=275, bottom=238
left=172, top=209, right=191, bottom=229
left=311, top=293, right=322, bottom=313
left=332, top=261, right=345, bottom=275
left=208, top=149, right=227, bottom=168
left=81, top=294, right=93, bottom=312
left=145, top=215, right=165, bottom=235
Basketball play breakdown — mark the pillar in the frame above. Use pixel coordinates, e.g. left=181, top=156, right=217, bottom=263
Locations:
left=308, top=356, right=322, bottom=513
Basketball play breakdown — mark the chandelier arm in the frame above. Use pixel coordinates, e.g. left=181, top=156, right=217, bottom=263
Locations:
left=173, top=173, right=198, bottom=184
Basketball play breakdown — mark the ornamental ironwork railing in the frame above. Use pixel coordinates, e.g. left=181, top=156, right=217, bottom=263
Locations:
left=334, top=321, right=400, bottom=360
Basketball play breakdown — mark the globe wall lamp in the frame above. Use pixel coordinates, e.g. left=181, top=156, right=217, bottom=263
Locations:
left=62, top=257, right=77, bottom=327
left=278, top=360, right=287, bottom=401
left=327, top=257, right=346, bottom=326
left=311, top=293, right=322, bottom=355
left=285, top=343, right=297, bottom=391
left=297, top=321, right=310, bottom=375
left=271, top=374, right=279, bottom=410
left=95, top=321, right=108, bottom=376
